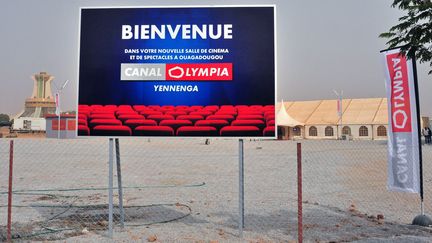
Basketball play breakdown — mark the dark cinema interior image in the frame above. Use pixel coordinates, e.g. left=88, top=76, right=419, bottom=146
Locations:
left=78, top=6, right=276, bottom=137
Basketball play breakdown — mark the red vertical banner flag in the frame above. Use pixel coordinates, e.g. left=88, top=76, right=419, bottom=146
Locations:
left=337, top=98, right=342, bottom=117
left=55, top=93, right=60, bottom=116
left=382, top=48, right=420, bottom=193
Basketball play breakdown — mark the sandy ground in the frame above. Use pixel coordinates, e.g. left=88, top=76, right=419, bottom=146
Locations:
left=0, top=126, right=45, bottom=139
left=0, top=138, right=432, bottom=242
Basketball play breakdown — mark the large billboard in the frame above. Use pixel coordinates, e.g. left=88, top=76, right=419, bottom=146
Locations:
left=77, top=6, right=276, bottom=137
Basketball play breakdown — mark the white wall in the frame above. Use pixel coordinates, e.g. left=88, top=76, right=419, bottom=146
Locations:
left=305, top=124, right=388, bottom=140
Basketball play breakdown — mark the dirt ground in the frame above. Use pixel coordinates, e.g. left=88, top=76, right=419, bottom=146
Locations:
left=0, top=126, right=45, bottom=139
left=0, top=138, right=432, bottom=242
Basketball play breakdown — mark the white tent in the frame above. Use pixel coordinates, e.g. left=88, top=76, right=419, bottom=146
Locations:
left=276, top=100, right=304, bottom=127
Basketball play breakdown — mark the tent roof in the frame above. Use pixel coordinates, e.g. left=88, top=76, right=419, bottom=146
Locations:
left=276, top=101, right=304, bottom=127
left=372, top=98, right=388, bottom=125
left=340, top=98, right=383, bottom=124
left=278, top=98, right=389, bottom=125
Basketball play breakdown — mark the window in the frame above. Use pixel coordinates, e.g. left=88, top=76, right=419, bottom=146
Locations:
left=309, top=126, right=317, bottom=136
left=325, top=126, right=334, bottom=137
left=377, top=126, right=387, bottom=136
left=359, top=126, right=368, bottom=137
left=293, top=126, right=301, bottom=136
left=342, top=126, right=351, bottom=135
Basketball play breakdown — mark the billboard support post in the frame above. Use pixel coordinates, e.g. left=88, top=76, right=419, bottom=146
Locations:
left=238, top=139, right=244, bottom=238
left=115, top=138, right=125, bottom=228
left=108, top=138, right=114, bottom=237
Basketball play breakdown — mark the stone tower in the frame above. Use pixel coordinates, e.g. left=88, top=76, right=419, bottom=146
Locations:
left=20, top=72, right=56, bottom=117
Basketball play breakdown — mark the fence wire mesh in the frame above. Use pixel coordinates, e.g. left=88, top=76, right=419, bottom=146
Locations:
left=1, top=138, right=432, bottom=242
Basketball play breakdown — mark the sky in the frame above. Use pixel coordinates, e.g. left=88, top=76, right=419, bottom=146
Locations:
left=1, top=0, right=431, bottom=116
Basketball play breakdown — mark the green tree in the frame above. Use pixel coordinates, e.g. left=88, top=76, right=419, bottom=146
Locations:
left=379, top=0, right=432, bottom=74
left=0, top=114, right=10, bottom=122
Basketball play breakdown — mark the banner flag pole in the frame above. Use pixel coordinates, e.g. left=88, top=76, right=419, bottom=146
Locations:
left=411, top=54, right=432, bottom=226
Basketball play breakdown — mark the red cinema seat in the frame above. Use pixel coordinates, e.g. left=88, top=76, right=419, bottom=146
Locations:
left=78, top=114, right=87, bottom=120
left=238, top=111, right=263, bottom=116
left=190, top=105, right=204, bottom=111
left=118, top=105, right=132, bottom=110
left=116, top=110, right=138, bottom=116
left=195, top=120, right=229, bottom=131
left=159, top=120, right=193, bottom=131
left=134, top=126, right=174, bottom=136
left=78, top=125, right=90, bottom=136
left=78, top=119, right=88, bottom=126
left=89, top=114, right=116, bottom=120
left=177, top=126, right=218, bottom=136
left=89, top=119, right=122, bottom=128
left=236, top=115, right=264, bottom=120
left=124, top=119, right=157, bottom=129
left=220, top=126, right=261, bottom=136
left=118, top=114, right=144, bottom=121
left=250, top=105, right=264, bottom=110
left=175, top=105, right=189, bottom=110
left=266, top=115, right=275, bottom=122
left=79, top=110, right=91, bottom=117
left=140, top=110, right=163, bottom=117
left=90, top=105, right=104, bottom=110
left=165, top=111, right=188, bottom=118
left=231, top=119, right=265, bottom=130
left=91, top=110, right=115, bottom=115
left=79, top=104, right=90, bottom=110
left=207, top=114, right=235, bottom=122
left=133, top=105, right=147, bottom=111
left=264, top=111, right=275, bottom=119
left=220, top=105, right=235, bottom=110
left=189, top=111, right=213, bottom=117
left=267, top=120, right=275, bottom=126
left=235, top=105, right=249, bottom=109
left=176, top=115, right=204, bottom=124
left=204, top=105, right=219, bottom=112
left=148, top=105, right=161, bottom=109
left=263, top=126, right=276, bottom=136
left=104, top=105, right=118, bottom=110
left=215, top=110, right=237, bottom=116
left=264, top=105, right=275, bottom=110
left=162, top=105, right=175, bottom=109
left=92, top=125, right=132, bottom=136
left=147, top=114, right=175, bottom=124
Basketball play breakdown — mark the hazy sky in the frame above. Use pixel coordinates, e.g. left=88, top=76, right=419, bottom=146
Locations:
left=1, top=0, right=431, bottom=116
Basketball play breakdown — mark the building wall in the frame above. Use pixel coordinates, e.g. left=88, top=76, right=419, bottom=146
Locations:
left=372, top=124, right=388, bottom=140
left=305, top=125, right=338, bottom=139
left=304, top=124, right=388, bottom=140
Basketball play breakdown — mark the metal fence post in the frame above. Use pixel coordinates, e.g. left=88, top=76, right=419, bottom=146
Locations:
left=115, top=138, right=125, bottom=228
left=108, top=138, right=114, bottom=237
left=239, top=139, right=244, bottom=238
left=297, top=142, right=303, bottom=243
left=7, top=140, right=14, bottom=243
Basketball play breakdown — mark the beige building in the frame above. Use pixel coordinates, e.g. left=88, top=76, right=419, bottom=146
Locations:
left=278, top=98, right=390, bottom=140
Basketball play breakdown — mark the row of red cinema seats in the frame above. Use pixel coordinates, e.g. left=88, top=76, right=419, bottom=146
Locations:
left=78, top=104, right=276, bottom=136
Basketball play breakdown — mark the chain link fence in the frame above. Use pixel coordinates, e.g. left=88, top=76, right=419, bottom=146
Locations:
left=1, top=138, right=432, bottom=242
